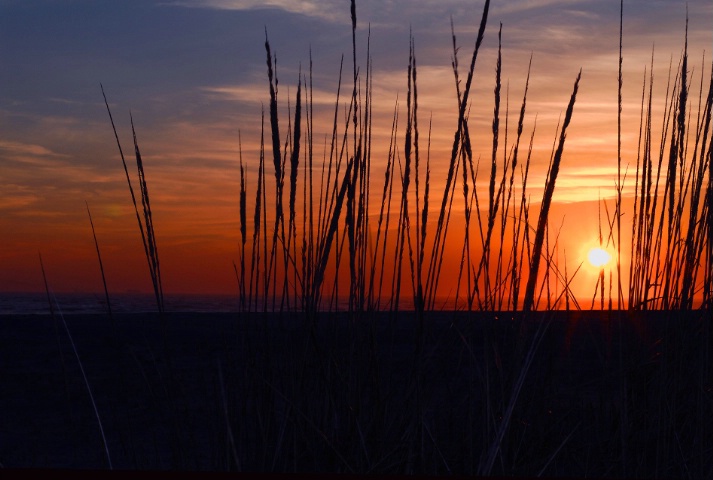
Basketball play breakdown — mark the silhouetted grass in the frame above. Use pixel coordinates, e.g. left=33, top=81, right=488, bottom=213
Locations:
left=85, top=202, right=113, bottom=327
left=627, top=18, right=712, bottom=310
left=102, top=86, right=164, bottom=315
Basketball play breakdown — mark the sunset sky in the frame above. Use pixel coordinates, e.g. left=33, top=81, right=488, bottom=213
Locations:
left=1, top=0, right=711, bottom=304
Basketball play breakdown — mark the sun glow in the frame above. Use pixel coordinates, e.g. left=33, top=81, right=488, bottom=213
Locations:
left=587, top=247, right=612, bottom=268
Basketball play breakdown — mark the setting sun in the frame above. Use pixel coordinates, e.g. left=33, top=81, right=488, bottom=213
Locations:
left=587, top=247, right=612, bottom=268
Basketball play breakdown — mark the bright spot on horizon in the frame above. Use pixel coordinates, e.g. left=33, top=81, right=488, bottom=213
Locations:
left=587, top=247, right=612, bottom=268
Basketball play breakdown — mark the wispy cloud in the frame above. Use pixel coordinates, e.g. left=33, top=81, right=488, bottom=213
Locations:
left=201, top=83, right=340, bottom=106
left=0, top=140, right=68, bottom=159
left=0, top=184, right=41, bottom=210
left=491, top=0, right=589, bottom=16
left=165, top=0, right=348, bottom=23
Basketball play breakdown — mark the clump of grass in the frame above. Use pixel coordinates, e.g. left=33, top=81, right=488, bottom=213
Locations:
left=522, top=70, right=582, bottom=313
left=424, top=0, right=490, bottom=311
left=102, top=86, right=164, bottom=314
left=225, top=0, right=575, bottom=315
left=627, top=17, right=713, bottom=311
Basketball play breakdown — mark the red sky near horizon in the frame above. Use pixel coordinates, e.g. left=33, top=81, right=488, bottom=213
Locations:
left=1, top=0, right=711, bottom=309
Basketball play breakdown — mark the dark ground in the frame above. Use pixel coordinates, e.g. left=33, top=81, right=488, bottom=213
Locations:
left=1, top=309, right=711, bottom=477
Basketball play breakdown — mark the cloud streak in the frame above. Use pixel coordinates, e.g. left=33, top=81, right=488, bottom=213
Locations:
left=0, top=140, right=68, bottom=160
left=166, top=0, right=348, bottom=23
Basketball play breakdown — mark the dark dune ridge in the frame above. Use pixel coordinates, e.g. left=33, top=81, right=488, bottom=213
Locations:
left=1, top=309, right=711, bottom=476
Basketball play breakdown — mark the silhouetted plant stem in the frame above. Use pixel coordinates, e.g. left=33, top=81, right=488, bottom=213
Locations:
left=85, top=202, right=114, bottom=328
left=523, top=70, right=581, bottom=313
left=102, top=86, right=163, bottom=314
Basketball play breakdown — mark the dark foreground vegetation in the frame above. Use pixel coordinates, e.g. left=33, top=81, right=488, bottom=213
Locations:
left=1, top=310, right=711, bottom=476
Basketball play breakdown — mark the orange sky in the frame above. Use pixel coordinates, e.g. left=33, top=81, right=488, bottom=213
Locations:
left=1, top=0, right=711, bottom=309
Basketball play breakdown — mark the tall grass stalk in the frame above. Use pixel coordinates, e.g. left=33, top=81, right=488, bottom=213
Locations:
left=248, top=111, right=265, bottom=312
left=283, top=73, right=302, bottom=311
left=503, top=57, right=532, bottom=311
left=484, top=23, right=502, bottom=310
left=264, top=32, right=287, bottom=312
left=523, top=69, right=582, bottom=313
left=393, top=36, right=417, bottom=313
left=367, top=102, right=398, bottom=311
left=102, top=86, right=164, bottom=314
left=238, top=134, right=247, bottom=312
left=85, top=202, right=114, bottom=326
